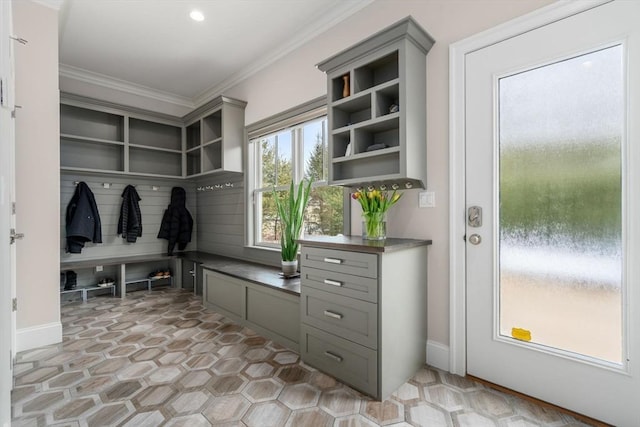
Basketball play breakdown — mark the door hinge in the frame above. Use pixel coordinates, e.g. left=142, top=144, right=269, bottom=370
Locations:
left=10, top=228, right=24, bottom=245
left=12, top=298, right=17, bottom=312
left=11, top=104, right=22, bottom=118
left=12, top=202, right=15, bottom=215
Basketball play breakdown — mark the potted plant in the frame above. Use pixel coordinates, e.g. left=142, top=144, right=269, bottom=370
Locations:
left=352, top=187, right=402, bottom=240
left=274, top=179, right=312, bottom=276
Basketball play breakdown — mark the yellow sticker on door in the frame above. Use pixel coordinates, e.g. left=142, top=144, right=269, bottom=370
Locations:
left=511, top=327, right=532, bottom=342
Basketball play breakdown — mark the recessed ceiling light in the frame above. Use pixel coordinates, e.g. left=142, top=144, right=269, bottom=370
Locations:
left=190, top=10, right=205, bottom=22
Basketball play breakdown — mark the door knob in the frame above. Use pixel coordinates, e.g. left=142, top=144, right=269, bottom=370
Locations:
left=468, top=234, right=482, bottom=245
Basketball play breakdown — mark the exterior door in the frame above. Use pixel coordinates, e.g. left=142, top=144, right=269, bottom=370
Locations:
left=465, top=1, right=640, bottom=425
left=0, top=0, right=15, bottom=424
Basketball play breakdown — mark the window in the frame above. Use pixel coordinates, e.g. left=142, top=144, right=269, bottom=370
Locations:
left=248, top=105, right=344, bottom=248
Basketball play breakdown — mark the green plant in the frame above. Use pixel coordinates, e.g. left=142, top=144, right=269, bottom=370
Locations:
left=274, top=179, right=312, bottom=261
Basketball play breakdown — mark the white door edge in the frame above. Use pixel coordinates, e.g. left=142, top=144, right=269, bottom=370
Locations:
left=448, top=0, right=612, bottom=377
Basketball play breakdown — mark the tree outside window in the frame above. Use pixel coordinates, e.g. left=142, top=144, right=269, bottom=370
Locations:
left=252, top=117, right=343, bottom=247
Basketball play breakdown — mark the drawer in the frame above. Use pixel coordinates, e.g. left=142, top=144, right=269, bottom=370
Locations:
left=301, top=266, right=378, bottom=303
left=301, top=287, right=377, bottom=349
left=301, top=324, right=378, bottom=397
left=301, top=247, right=377, bottom=279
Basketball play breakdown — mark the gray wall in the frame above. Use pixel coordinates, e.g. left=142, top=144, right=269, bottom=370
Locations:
left=60, top=173, right=197, bottom=262
left=196, top=173, right=281, bottom=267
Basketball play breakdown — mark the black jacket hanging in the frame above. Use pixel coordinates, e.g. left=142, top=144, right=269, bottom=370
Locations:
left=117, top=185, right=143, bottom=243
left=157, top=187, right=193, bottom=255
left=65, top=181, right=102, bottom=253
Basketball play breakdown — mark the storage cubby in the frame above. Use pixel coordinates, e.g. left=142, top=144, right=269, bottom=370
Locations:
left=353, top=117, right=400, bottom=153
left=374, top=83, right=400, bottom=118
left=60, top=137, right=124, bottom=172
left=353, top=51, right=399, bottom=93
left=331, top=73, right=351, bottom=102
left=129, top=147, right=182, bottom=177
left=332, top=131, right=352, bottom=159
left=332, top=150, right=400, bottom=182
left=129, top=118, right=182, bottom=151
left=203, top=142, right=222, bottom=172
left=332, top=94, right=371, bottom=129
left=186, top=121, right=201, bottom=150
left=202, top=111, right=222, bottom=143
left=187, top=150, right=201, bottom=176
left=60, top=104, right=124, bottom=142
left=317, top=17, right=434, bottom=187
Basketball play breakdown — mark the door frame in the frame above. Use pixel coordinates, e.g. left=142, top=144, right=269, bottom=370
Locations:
left=448, top=0, right=612, bottom=376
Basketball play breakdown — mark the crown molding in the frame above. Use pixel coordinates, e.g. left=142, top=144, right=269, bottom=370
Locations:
left=31, top=0, right=65, bottom=11
left=193, top=0, right=375, bottom=106
left=59, top=0, right=374, bottom=110
left=59, top=64, right=196, bottom=109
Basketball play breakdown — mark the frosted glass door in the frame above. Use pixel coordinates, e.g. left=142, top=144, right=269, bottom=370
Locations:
left=498, top=46, right=623, bottom=363
left=464, top=2, right=640, bottom=424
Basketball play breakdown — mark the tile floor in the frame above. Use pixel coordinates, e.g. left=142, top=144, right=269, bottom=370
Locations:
left=11, top=288, right=592, bottom=426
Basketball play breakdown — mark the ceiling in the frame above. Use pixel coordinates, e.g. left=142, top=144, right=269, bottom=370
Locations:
left=57, top=0, right=373, bottom=107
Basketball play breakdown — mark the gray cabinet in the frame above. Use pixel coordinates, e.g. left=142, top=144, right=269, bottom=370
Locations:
left=317, top=16, right=434, bottom=189
left=203, top=268, right=300, bottom=350
left=299, top=238, right=430, bottom=399
left=60, top=94, right=247, bottom=179
left=60, top=98, right=184, bottom=178
left=183, top=96, right=247, bottom=177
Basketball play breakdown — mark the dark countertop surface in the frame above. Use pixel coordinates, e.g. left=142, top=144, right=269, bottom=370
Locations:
left=181, top=251, right=300, bottom=296
left=297, top=235, right=432, bottom=253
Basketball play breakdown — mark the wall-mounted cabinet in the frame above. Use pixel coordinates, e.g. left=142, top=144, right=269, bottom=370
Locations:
left=183, top=96, right=247, bottom=178
left=60, top=99, right=184, bottom=178
left=317, top=17, right=434, bottom=188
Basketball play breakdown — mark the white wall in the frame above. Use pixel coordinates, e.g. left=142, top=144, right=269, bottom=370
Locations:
left=59, top=0, right=555, bottom=358
left=14, top=0, right=61, bottom=351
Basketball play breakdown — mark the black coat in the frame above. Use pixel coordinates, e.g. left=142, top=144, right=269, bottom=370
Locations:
left=158, top=187, right=193, bottom=255
left=66, top=182, right=102, bottom=253
left=117, top=185, right=142, bottom=243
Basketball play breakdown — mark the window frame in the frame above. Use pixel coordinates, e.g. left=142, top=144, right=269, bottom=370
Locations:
left=245, top=97, right=349, bottom=250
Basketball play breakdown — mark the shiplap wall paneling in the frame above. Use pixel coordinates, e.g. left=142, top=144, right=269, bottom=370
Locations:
left=196, top=174, right=281, bottom=267
left=60, top=174, right=197, bottom=262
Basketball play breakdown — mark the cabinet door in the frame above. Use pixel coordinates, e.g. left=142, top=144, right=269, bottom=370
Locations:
left=203, top=269, right=245, bottom=321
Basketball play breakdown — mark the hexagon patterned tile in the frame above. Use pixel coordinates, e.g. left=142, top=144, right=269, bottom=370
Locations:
left=12, top=289, right=593, bottom=426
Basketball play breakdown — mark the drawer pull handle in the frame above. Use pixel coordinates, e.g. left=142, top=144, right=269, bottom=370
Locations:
left=323, top=257, right=342, bottom=264
left=324, top=310, right=343, bottom=320
left=324, top=351, right=343, bottom=362
left=323, top=279, right=343, bottom=287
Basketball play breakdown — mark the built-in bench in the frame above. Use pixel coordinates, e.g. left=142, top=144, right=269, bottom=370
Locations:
left=61, top=251, right=301, bottom=350
left=60, top=253, right=180, bottom=300
left=181, top=252, right=301, bottom=351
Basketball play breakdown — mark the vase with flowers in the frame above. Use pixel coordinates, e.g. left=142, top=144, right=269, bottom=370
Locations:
left=352, top=187, right=402, bottom=240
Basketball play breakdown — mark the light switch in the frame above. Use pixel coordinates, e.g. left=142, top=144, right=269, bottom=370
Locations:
left=95, top=265, right=103, bottom=272
left=419, top=191, right=435, bottom=208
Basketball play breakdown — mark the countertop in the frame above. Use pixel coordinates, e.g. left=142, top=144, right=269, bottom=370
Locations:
left=297, top=235, right=432, bottom=253
left=181, top=251, right=300, bottom=296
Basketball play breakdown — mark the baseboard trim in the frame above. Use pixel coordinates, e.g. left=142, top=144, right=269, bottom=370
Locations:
left=426, top=340, right=450, bottom=372
left=16, top=322, right=62, bottom=353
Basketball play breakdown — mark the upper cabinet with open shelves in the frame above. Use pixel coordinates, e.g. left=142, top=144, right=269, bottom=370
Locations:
left=183, top=96, right=246, bottom=178
left=317, top=17, right=434, bottom=188
left=60, top=94, right=247, bottom=179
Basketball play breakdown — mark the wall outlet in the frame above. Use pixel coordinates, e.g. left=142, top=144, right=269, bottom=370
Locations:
left=95, top=265, right=103, bottom=272
left=419, top=191, right=435, bottom=208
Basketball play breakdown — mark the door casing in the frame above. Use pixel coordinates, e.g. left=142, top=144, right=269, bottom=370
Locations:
left=448, top=0, right=612, bottom=376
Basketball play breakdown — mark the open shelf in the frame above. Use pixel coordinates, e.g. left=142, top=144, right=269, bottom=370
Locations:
left=187, top=150, right=201, bottom=176
left=60, top=104, right=124, bottom=142
left=203, top=142, right=222, bottom=172
left=203, top=110, right=222, bottom=143
left=332, top=149, right=400, bottom=183
left=129, top=117, right=182, bottom=151
left=61, top=137, right=124, bottom=172
left=129, top=147, right=182, bottom=177
left=332, top=93, right=372, bottom=129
